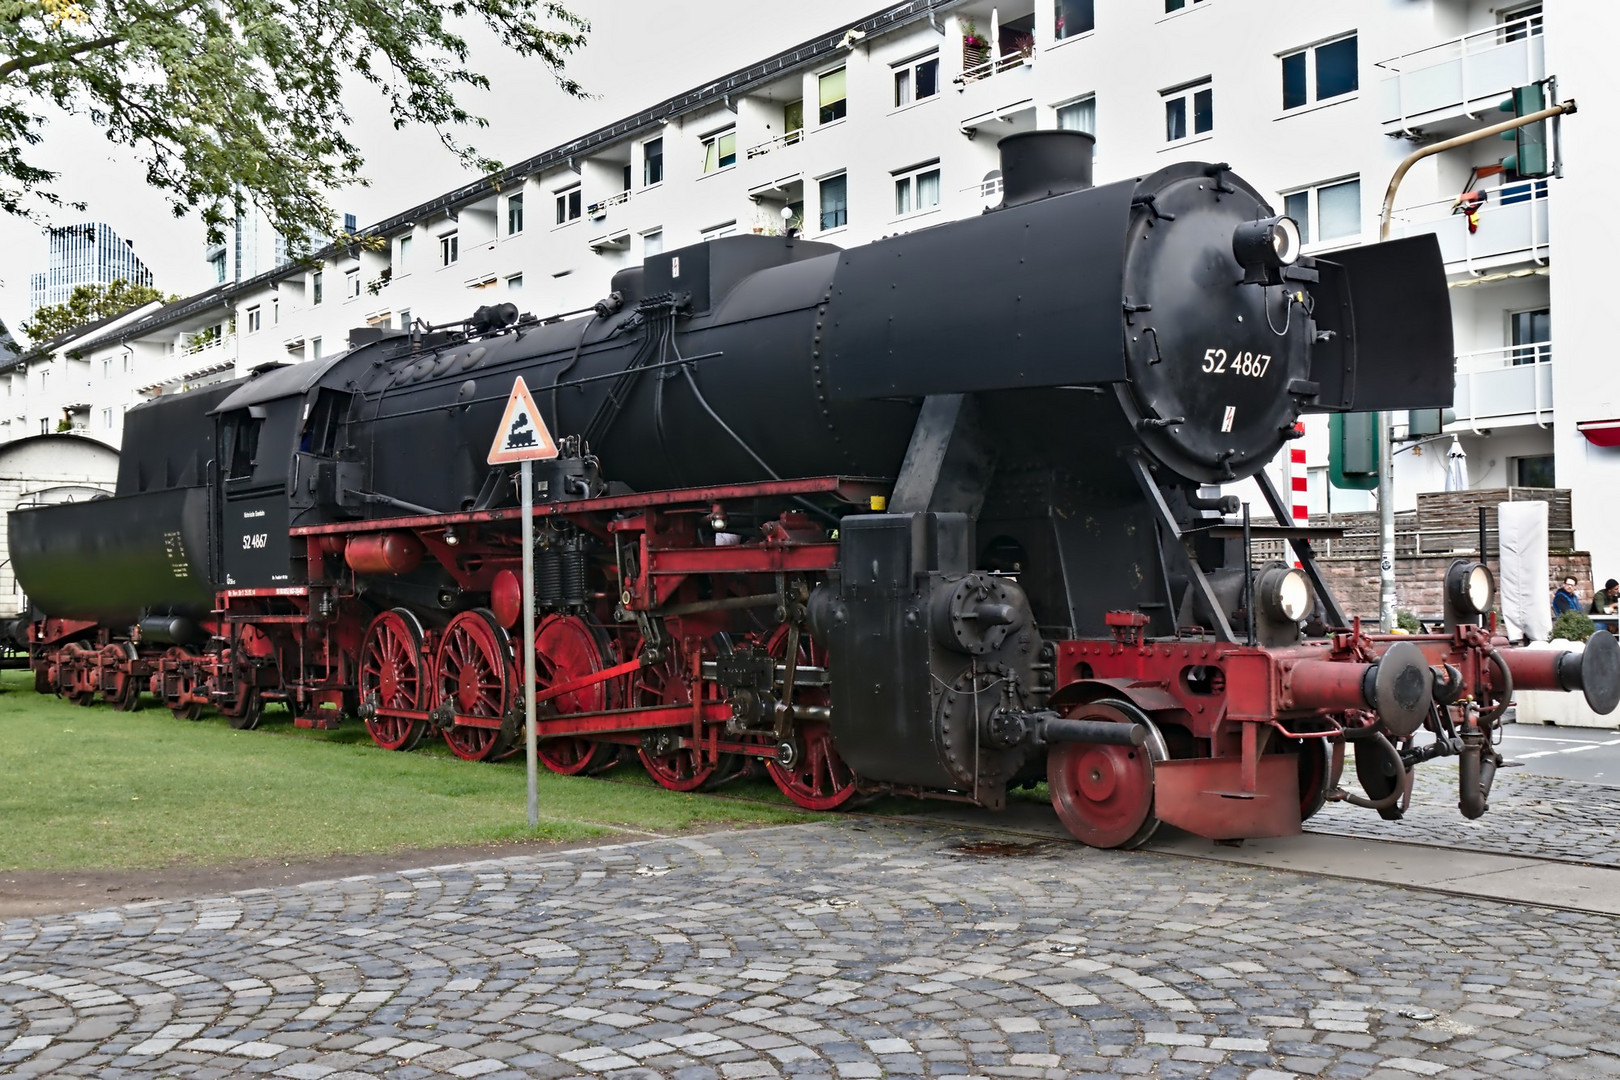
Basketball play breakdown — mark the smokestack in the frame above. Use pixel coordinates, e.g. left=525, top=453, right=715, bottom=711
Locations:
left=997, top=130, right=1095, bottom=208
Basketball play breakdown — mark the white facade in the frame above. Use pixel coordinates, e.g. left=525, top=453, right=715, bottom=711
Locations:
left=11, top=0, right=1607, bottom=572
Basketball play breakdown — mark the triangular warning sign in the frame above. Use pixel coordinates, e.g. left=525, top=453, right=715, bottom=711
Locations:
left=487, top=376, right=560, bottom=465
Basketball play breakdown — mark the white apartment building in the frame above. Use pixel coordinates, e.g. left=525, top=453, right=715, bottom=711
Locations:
left=8, top=0, right=1616, bottom=573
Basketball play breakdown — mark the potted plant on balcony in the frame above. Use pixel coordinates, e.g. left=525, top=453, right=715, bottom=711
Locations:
left=961, top=17, right=990, bottom=71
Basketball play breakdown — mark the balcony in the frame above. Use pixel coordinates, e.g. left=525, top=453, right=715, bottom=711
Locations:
left=1388, top=181, right=1548, bottom=275
left=1375, top=13, right=1545, bottom=136
left=586, top=189, right=631, bottom=221
left=1451, top=342, right=1553, bottom=432
left=744, top=129, right=803, bottom=161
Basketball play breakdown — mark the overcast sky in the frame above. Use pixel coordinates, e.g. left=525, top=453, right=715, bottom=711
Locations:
left=0, top=0, right=877, bottom=335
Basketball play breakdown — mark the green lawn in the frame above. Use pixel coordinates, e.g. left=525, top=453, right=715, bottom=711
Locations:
left=0, top=669, right=811, bottom=871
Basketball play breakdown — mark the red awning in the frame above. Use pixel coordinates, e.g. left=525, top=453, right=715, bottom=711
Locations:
left=1578, top=419, right=1620, bottom=448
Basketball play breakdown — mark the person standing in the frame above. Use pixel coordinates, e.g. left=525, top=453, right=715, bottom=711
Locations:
left=1553, top=577, right=1580, bottom=617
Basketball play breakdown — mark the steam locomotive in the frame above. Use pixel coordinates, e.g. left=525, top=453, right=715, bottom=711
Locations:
left=15, top=132, right=1617, bottom=848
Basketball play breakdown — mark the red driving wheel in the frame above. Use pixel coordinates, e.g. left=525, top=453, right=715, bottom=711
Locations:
left=434, top=609, right=513, bottom=761
left=359, top=609, right=430, bottom=751
left=634, top=656, right=722, bottom=791
left=521, top=615, right=618, bottom=775
left=759, top=627, right=857, bottom=810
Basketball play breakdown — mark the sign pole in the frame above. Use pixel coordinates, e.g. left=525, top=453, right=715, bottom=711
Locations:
left=521, top=457, right=538, bottom=828
left=485, top=375, right=559, bottom=830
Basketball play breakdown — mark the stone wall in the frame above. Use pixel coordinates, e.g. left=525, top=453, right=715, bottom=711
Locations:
left=1317, top=552, right=1594, bottom=623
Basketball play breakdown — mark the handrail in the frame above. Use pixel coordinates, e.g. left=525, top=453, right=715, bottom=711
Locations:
left=955, top=52, right=1032, bottom=87
left=1374, top=13, right=1542, bottom=74
left=1389, top=180, right=1547, bottom=223
left=586, top=190, right=632, bottom=216
left=744, top=129, right=804, bottom=159
left=1454, top=342, right=1552, bottom=372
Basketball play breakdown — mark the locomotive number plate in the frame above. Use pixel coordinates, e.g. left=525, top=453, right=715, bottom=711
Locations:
left=1202, top=348, right=1272, bottom=378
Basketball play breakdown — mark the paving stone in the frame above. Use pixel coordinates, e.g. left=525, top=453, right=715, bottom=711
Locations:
left=2, top=818, right=1620, bottom=1078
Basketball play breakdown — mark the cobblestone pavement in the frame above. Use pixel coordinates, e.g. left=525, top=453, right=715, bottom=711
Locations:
left=6, top=820, right=1620, bottom=1080
left=1311, top=757, right=1620, bottom=864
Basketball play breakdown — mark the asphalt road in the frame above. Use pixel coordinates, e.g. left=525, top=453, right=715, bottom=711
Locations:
left=1500, top=720, right=1620, bottom=784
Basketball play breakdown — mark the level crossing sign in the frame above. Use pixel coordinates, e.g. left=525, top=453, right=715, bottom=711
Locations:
left=487, top=376, right=559, bottom=465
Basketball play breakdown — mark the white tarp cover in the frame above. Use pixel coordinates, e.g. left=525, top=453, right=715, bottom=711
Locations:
left=1498, top=500, right=1551, bottom=643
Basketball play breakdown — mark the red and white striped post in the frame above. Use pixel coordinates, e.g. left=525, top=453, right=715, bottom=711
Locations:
left=1290, top=424, right=1307, bottom=568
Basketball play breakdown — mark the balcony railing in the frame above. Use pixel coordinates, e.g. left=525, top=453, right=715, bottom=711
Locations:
left=1453, top=341, right=1553, bottom=431
left=1376, top=13, right=1545, bottom=129
left=1388, top=181, right=1549, bottom=271
left=956, top=51, right=1033, bottom=87
left=744, top=129, right=803, bottom=160
left=586, top=189, right=632, bottom=219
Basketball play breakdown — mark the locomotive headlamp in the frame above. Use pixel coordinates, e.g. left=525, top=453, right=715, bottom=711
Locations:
left=1445, top=560, right=1495, bottom=617
left=1258, top=565, right=1313, bottom=623
left=1232, top=215, right=1302, bottom=285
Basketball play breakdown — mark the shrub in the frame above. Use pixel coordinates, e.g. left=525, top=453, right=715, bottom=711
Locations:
left=1551, top=610, right=1595, bottom=643
left=1396, top=610, right=1422, bottom=634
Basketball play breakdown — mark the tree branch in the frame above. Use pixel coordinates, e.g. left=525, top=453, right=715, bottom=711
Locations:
left=0, top=34, right=127, bottom=82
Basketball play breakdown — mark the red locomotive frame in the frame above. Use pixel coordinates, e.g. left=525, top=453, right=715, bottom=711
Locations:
left=28, top=472, right=1599, bottom=846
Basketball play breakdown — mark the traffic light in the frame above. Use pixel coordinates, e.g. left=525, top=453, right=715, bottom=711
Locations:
left=1406, top=407, right=1457, bottom=439
left=1329, top=412, right=1379, bottom=491
left=1498, top=83, right=1550, bottom=178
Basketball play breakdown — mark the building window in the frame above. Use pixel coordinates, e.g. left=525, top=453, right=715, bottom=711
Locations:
left=1056, top=95, right=1095, bottom=134
left=702, top=220, right=738, bottom=241
left=819, top=172, right=848, bottom=231
left=209, top=252, right=226, bottom=283
left=702, top=128, right=737, bottom=173
left=310, top=336, right=323, bottom=361
left=246, top=306, right=261, bottom=333
left=1055, top=0, right=1095, bottom=39
left=439, top=232, right=459, bottom=266
left=1165, top=0, right=1207, bottom=10
left=397, top=235, right=411, bottom=270
left=1281, top=34, right=1358, bottom=111
left=1514, top=454, right=1554, bottom=488
left=311, top=269, right=323, bottom=305
left=893, top=52, right=939, bottom=107
left=642, top=229, right=663, bottom=257
left=102, top=407, right=114, bottom=429
left=1510, top=308, right=1551, bottom=366
left=507, top=273, right=523, bottom=292
left=508, top=194, right=524, bottom=235
left=893, top=163, right=940, bottom=217
left=1501, top=3, right=1542, bottom=42
left=1282, top=176, right=1361, bottom=245
left=398, top=309, right=411, bottom=330
left=1163, top=79, right=1213, bottom=142
left=784, top=100, right=804, bottom=135
left=818, top=68, right=847, bottom=124
left=555, top=185, right=582, bottom=225
left=273, top=299, right=279, bottom=325
left=345, top=268, right=360, bottom=298
left=643, top=138, right=663, bottom=186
